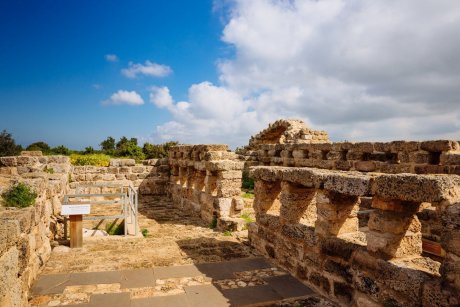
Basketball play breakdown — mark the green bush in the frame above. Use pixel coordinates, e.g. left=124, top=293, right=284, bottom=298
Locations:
left=70, top=153, right=110, bottom=166
left=242, top=173, right=254, bottom=190
left=141, top=228, right=149, bottom=237
left=1, top=183, right=37, bottom=208
left=0, top=130, right=22, bottom=157
left=105, top=221, right=124, bottom=235
left=26, top=141, right=51, bottom=154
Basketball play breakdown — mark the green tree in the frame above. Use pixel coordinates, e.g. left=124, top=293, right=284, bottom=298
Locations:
left=26, top=141, right=50, bottom=154
left=116, top=136, right=129, bottom=150
left=84, top=146, right=95, bottom=154
left=51, top=145, right=72, bottom=155
left=143, top=141, right=178, bottom=159
left=0, top=130, right=22, bottom=157
left=100, top=136, right=115, bottom=152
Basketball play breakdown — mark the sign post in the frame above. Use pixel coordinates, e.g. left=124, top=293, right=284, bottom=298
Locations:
left=62, top=204, right=91, bottom=248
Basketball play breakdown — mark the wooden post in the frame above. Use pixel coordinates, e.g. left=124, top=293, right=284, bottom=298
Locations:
left=69, top=214, right=83, bottom=248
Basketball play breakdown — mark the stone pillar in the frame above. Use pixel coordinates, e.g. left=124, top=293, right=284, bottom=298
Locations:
left=179, top=167, right=187, bottom=187
left=253, top=180, right=281, bottom=215
left=279, top=181, right=317, bottom=226
left=216, top=170, right=242, bottom=198
left=366, top=197, right=422, bottom=259
left=205, top=170, right=217, bottom=196
left=315, top=191, right=360, bottom=237
left=440, top=203, right=460, bottom=291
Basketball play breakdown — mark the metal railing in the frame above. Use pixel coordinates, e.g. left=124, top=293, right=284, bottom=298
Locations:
left=63, top=183, right=138, bottom=237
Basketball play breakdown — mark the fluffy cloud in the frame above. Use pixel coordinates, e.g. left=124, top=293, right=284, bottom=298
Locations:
left=152, top=0, right=460, bottom=147
left=122, top=61, right=172, bottom=78
left=104, top=90, right=144, bottom=106
left=105, top=54, right=119, bottom=62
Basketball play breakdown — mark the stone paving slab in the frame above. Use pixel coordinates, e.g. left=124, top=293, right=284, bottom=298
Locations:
left=263, top=274, right=315, bottom=299
left=89, top=292, right=131, bottom=307
left=195, top=257, right=272, bottom=281
left=120, top=268, right=155, bottom=289
left=30, top=273, right=71, bottom=295
left=221, top=284, right=283, bottom=306
left=153, top=264, right=203, bottom=280
left=68, top=270, right=123, bottom=286
left=184, top=284, right=230, bottom=307
left=131, top=294, right=189, bottom=307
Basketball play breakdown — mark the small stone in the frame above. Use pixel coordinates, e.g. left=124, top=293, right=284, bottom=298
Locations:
left=237, top=281, right=247, bottom=287
left=48, top=300, right=61, bottom=306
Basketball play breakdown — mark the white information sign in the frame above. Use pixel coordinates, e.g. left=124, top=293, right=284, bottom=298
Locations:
left=61, top=204, right=91, bottom=215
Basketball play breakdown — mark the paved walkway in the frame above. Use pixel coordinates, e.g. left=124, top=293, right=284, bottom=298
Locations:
left=29, top=196, right=333, bottom=306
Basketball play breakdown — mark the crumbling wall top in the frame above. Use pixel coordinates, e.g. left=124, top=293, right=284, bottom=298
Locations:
left=247, top=119, right=329, bottom=149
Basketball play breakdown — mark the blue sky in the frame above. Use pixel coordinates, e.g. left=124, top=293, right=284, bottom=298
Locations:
left=0, top=0, right=228, bottom=149
left=2, top=0, right=460, bottom=150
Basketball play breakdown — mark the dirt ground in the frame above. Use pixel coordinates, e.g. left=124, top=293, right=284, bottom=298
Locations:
left=43, top=195, right=258, bottom=274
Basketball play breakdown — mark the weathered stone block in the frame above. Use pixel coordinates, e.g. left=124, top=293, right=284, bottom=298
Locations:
left=324, top=173, right=372, bottom=196
left=421, top=140, right=459, bottom=152
left=372, top=173, right=460, bottom=204
left=355, top=161, right=377, bottom=172
left=366, top=230, right=422, bottom=258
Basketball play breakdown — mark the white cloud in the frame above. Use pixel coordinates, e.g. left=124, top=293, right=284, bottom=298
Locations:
left=104, top=90, right=144, bottom=106
left=122, top=61, right=172, bottom=78
left=105, top=54, right=119, bottom=62
left=149, top=86, right=174, bottom=110
left=152, top=0, right=460, bottom=147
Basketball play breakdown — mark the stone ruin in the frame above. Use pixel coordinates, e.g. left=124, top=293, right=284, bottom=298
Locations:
left=1, top=119, right=460, bottom=306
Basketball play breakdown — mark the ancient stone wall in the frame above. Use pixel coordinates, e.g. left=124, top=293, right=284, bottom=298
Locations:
left=70, top=158, right=169, bottom=195
left=168, top=145, right=246, bottom=230
left=242, top=140, right=460, bottom=175
left=249, top=166, right=460, bottom=306
left=0, top=151, right=70, bottom=307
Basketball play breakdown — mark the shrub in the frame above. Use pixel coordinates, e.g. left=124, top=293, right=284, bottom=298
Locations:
left=209, top=216, right=218, bottom=229
left=1, top=183, right=37, bottom=208
left=0, top=130, right=22, bottom=157
left=26, top=141, right=51, bottom=154
left=223, top=230, right=233, bottom=236
left=70, top=154, right=110, bottom=166
left=143, top=141, right=179, bottom=159
left=105, top=221, right=124, bottom=235
left=242, top=173, right=254, bottom=190
left=141, top=228, right=149, bottom=237
left=51, top=145, right=72, bottom=155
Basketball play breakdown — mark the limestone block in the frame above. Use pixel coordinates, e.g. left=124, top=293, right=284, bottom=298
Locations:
left=352, top=142, right=374, bottom=153
left=421, top=140, right=459, bottom=152
left=217, top=217, right=245, bottom=231
left=324, top=173, right=372, bottom=196
left=346, top=150, right=364, bottom=161
left=440, top=151, right=460, bottom=165
left=0, top=157, right=17, bottom=167
left=366, top=230, right=422, bottom=258
left=253, top=180, right=281, bottom=214
left=315, top=216, right=359, bottom=237
left=368, top=209, right=421, bottom=234
left=422, top=281, right=459, bottom=307
left=372, top=173, right=460, bottom=204
left=214, top=198, right=232, bottom=217
left=440, top=253, right=460, bottom=290
left=279, top=181, right=316, bottom=224
left=20, top=151, right=43, bottom=157
left=354, top=161, right=376, bottom=172
left=16, top=156, right=39, bottom=166
left=408, top=151, right=431, bottom=164
left=0, top=247, right=21, bottom=307
left=109, top=159, right=136, bottom=167
left=217, top=170, right=242, bottom=180
left=390, top=141, right=420, bottom=152
left=217, top=179, right=241, bottom=197
left=232, top=197, right=245, bottom=211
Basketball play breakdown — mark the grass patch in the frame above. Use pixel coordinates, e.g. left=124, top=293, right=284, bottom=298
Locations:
left=105, top=221, right=124, bottom=235
left=241, top=212, right=255, bottom=224
left=223, top=230, right=233, bottom=236
left=141, top=228, right=149, bottom=237
left=242, top=192, right=254, bottom=199
left=1, top=183, right=37, bottom=208
left=44, top=166, right=54, bottom=174
left=70, top=153, right=111, bottom=166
